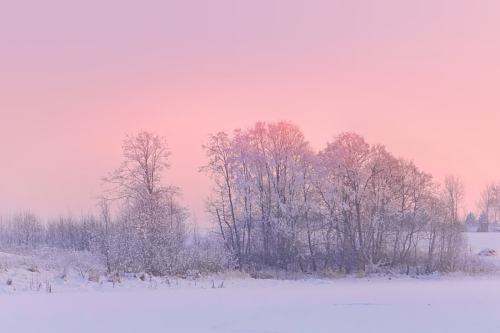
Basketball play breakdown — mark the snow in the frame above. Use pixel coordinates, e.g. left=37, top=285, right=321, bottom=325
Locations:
left=478, top=248, right=497, bottom=256
left=465, top=231, right=500, bottom=267
left=1, top=232, right=500, bottom=333
left=1, top=277, right=500, bottom=333
left=466, top=231, right=500, bottom=253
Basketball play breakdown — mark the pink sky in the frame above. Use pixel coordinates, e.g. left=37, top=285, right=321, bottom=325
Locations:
left=1, top=1, right=500, bottom=220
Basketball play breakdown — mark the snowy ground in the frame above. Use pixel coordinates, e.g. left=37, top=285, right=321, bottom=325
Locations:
left=467, top=231, right=500, bottom=253
left=1, top=232, right=500, bottom=333
left=465, top=231, right=500, bottom=269
left=2, top=277, right=500, bottom=333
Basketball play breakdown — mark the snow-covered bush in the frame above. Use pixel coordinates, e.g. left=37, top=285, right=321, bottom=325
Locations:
left=176, top=234, right=236, bottom=275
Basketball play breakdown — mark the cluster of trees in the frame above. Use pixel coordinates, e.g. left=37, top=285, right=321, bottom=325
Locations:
left=202, top=122, right=467, bottom=274
left=463, top=184, right=500, bottom=232
left=0, top=213, right=96, bottom=251
left=0, top=132, right=228, bottom=276
left=0, top=123, right=475, bottom=276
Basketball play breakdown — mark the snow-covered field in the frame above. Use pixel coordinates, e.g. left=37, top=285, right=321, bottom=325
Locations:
left=1, top=232, right=500, bottom=333
left=3, top=277, right=500, bottom=333
left=467, top=231, right=500, bottom=253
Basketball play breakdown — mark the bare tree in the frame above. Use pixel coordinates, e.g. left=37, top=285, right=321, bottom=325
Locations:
left=103, top=131, right=187, bottom=275
left=478, top=183, right=500, bottom=226
left=443, top=175, right=465, bottom=224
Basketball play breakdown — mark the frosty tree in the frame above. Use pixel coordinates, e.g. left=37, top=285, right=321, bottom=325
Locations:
left=479, top=183, right=500, bottom=225
left=0, top=124, right=470, bottom=277
left=103, top=131, right=187, bottom=275
left=202, top=122, right=466, bottom=274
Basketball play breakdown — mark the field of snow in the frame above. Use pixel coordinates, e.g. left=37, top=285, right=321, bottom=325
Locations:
left=465, top=231, right=500, bottom=268
left=2, top=277, right=500, bottom=333
left=1, top=232, right=500, bottom=333
left=467, top=231, right=500, bottom=252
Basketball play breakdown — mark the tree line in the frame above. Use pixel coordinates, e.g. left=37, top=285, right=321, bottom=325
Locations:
left=202, top=122, right=467, bottom=274
left=0, top=122, right=484, bottom=276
